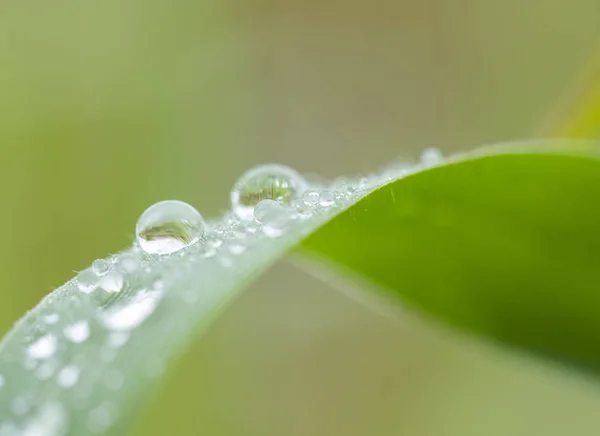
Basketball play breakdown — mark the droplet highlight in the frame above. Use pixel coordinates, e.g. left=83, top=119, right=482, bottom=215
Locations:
left=91, top=259, right=109, bottom=276
left=28, top=334, right=57, bottom=360
left=136, top=200, right=206, bottom=255
left=63, top=320, right=90, bottom=344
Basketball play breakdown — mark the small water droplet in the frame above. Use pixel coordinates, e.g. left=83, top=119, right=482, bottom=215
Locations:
left=100, top=289, right=162, bottom=331
left=57, top=365, right=80, bottom=388
left=91, top=259, right=109, bottom=276
left=420, top=147, right=443, bottom=166
left=28, top=334, right=57, bottom=360
left=254, top=199, right=289, bottom=238
left=43, top=313, right=59, bottom=325
left=136, top=200, right=206, bottom=255
left=20, top=402, right=67, bottom=436
left=231, top=164, right=307, bottom=220
left=302, top=190, right=320, bottom=206
left=107, top=332, right=130, bottom=348
left=118, top=253, right=141, bottom=273
left=63, top=320, right=90, bottom=344
left=77, top=270, right=98, bottom=294
left=87, top=402, right=116, bottom=434
left=228, top=243, right=246, bottom=255
left=35, top=363, right=55, bottom=381
left=99, top=271, right=123, bottom=293
left=319, top=190, right=335, bottom=207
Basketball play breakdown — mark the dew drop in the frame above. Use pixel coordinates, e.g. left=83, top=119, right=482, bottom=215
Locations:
left=136, top=200, right=206, bottom=255
left=63, top=320, right=90, bottom=344
left=91, top=259, right=109, bottom=276
left=77, top=270, right=98, bottom=294
left=107, top=331, right=130, bottom=348
left=21, top=402, right=67, bottom=436
left=100, top=289, right=162, bottom=331
left=43, top=313, right=59, bottom=325
left=302, top=190, right=320, bottom=206
left=231, top=164, right=307, bottom=220
left=420, top=147, right=443, bottom=166
left=254, top=199, right=286, bottom=223
left=99, top=271, right=123, bottom=293
left=35, top=363, right=55, bottom=381
left=28, top=334, right=57, bottom=360
left=319, top=189, right=335, bottom=207
left=57, top=365, right=80, bottom=388
left=118, top=253, right=141, bottom=273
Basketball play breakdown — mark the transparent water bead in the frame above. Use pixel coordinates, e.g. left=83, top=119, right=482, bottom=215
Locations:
left=231, top=164, right=307, bottom=220
left=420, top=147, right=443, bottom=166
left=254, top=200, right=288, bottom=238
left=99, top=271, right=123, bottom=293
left=100, top=289, right=163, bottom=331
left=91, top=259, right=109, bottom=276
left=64, top=320, right=90, bottom=343
left=319, top=190, right=335, bottom=207
left=28, top=334, right=57, bottom=360
left=302, top=190, right=320, bottom=207
left=57, top=365, right=80, bottom=388
left=77, top=270, right=98, bottom=294
left=136, top=200, right=206, bottom=255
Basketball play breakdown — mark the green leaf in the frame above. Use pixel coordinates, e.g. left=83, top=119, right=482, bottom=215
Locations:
left=0, top=140, right=599, bottom=434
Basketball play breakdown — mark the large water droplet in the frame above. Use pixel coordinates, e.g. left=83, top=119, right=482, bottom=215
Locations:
left=57, top=365, right=80, bottom=388
left=91, top=259, right=109, bottom=276
left=136, top=200, right=206, bottom=255
left=28, top=334, right=57, bottom=360
left=231, top=164, right=307, bottom=220
left=63, top=321, right=90, bottom=344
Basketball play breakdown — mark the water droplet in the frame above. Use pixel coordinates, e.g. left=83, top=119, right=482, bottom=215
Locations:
left=136, top=200, right=206, bottom=255
left=43, top=313, right=59, bottom=325
left=20, top=402, right=67, bottom=436
left=228, top=243, right=246, bottom=255
left=87, top=402, right=116, bottom=434
left=103, top=370, right=124, bottom=391
left=107, top=332, right=130, bottom=348
left=302, top=190, right=320, bottom=206
left=77, top=270, right=98, bottom=294
left=118, top=253, right=141, bottom=273
left=35, top=363, right=55, bottom=381
left=57, top=365, right=80, bottom=388
left=28, top=334, right=57, bottom=360
left=231, top=164, right=307, bottom=220
left=254, top=200, right=289, bottom=238
left=91, top=259, right=109, bottom=276
left=420, top=147, right=443, bottom=166
left=100, top=289, right=162, bottom=331
left=99, top=271, right=123, bottom=293
left=319, top=190, right=335, bottom=207
left=63, top=320, right=90, bottom=343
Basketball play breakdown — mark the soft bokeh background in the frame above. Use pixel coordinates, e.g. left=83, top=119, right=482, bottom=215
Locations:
left=2, top=1, right=600, bottom=434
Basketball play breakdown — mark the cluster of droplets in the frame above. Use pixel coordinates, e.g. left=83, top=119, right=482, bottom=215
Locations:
left=0, top=150, right=444, bottom=435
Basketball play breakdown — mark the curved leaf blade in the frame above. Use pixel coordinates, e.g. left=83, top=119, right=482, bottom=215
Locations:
left=302, top=146, right=600, bottom=373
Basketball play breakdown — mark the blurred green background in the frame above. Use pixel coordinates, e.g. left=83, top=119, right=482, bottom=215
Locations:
left=2, top=0, right=600, bottom=434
